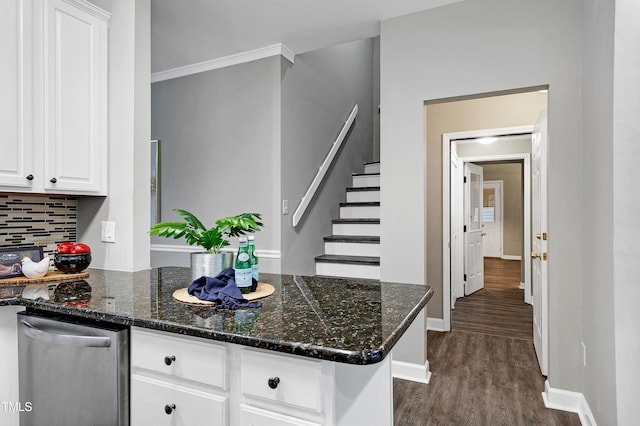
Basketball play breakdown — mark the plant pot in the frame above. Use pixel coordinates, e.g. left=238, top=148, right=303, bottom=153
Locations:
left=190, top=252, right=234, bottom=280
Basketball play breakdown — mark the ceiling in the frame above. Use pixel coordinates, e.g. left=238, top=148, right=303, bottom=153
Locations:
left=151, top=0, right=462, bottom=73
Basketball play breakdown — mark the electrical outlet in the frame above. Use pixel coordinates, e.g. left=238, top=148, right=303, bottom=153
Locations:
left=282, top=200, right=289, bottom=215
left=101, top=221, right=116, bottom=243
left=581, top=342, right=587, bottom=367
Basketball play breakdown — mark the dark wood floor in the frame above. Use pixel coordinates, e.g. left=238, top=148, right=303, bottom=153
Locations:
left=393, top=258, right=580, bottom=426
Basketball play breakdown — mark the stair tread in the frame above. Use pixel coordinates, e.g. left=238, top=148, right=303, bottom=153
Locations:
left=315, top=254, right=380, bottom=265
left=352, top=172, right=380, bottom=177
left=346, top=186, right=380, bottom=192
left=339, top=201, right=380, bottom=207
left=324, top=235, right=380, bottom=243
left=332, top=218, right=380, bottom=224
left=363, top=161, right=380, bottom=166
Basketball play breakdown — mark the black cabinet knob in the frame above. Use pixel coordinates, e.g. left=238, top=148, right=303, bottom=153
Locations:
left=164, top=355, right=176, bottom=365
left=164, top=404, right=176, bottom=415
left=268, top=377, right=280, bottom=389
left=50, top=177, right=57, bottom=184
left=26, top=174, right=34, bottom=181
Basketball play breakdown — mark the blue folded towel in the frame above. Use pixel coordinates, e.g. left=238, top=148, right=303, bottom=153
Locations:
left=187, top=268, right=262, bottom=310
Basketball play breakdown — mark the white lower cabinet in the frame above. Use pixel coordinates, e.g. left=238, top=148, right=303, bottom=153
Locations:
left=239, top=405, right=321, bottom=426
left=131, top=374, right=227, bottom=425
left=131, top=327, right=393, bottom=426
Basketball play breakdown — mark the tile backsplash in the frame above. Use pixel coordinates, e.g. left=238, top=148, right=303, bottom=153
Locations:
left=0, top=194, right=77, bottom=257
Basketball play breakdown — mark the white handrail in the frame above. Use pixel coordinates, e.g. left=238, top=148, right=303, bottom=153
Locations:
left=292, top=104, right=359, bottom=227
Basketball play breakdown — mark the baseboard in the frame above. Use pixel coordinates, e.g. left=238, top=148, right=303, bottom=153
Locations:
left=542, top=380, right=597, bottom=426
left=392, top=360, right=431, bottom=384
left=501, top=255, right=522, bottom=261
left=426, top=317, right=445, bottom=332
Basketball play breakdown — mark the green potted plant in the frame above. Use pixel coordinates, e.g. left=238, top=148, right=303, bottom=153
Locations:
left=150, top=209, right=263, bottom=279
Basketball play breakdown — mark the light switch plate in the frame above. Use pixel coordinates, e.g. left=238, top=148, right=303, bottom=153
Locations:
left=101, top=221, right=116, bottom=243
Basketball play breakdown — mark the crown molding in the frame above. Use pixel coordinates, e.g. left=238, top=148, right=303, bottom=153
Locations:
left=61, top=0, right=111, bottom=22
left=151, top=43, right=295, bottom=83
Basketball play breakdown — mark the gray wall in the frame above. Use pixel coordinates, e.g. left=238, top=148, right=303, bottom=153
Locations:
left=581, top=0, right=616, bottom=423
left=150, top=57, right=282, bottom=268
left=280, top=38, right=375, bottom=275
left=612, top=1, right=640, bottom=422
left=381, top=0, right=583, bottom=393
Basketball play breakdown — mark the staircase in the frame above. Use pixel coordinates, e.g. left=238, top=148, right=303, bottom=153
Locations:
left=315, top=161, right=381, bottom=279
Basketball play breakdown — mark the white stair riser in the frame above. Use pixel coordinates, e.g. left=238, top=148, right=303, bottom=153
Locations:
left=346, top=191, right=380, bottom=203
left=315, top=262, right=380, bottom=280
left=340, top=205, right=380, bottom=219
left=332, top=223, right=380, bottom=236
left=324, top=242, right=380, bottom=257
left=364, top=163, right=380, bottom=174
left=352, top=175, right=380, bottom=188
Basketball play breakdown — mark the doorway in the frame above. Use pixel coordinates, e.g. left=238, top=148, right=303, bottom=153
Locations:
left=444, top=132, right=533, bottom=330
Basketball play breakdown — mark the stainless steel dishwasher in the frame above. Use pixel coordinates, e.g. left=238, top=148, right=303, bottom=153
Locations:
left=17, top=309, right=129, bottom=426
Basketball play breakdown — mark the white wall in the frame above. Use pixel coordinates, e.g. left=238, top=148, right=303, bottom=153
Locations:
left=381, top=0, right=583, bottom=390
left=612, top=0, right=640, bottom=422
left=78, top=0, right=151, bottom=272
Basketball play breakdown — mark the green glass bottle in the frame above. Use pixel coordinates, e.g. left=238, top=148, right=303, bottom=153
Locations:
left=248, top=235, right=259, bottom=284
left=234, top=237, right=252, bottom=294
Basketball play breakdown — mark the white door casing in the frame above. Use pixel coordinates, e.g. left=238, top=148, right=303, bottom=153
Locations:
left=464, top=163, right=484, bottom=296
left=532, top=110, right=549, bottom=376
left=482, top=181, right=503, bottom=258
left=450, top=148, right=463, bottom=308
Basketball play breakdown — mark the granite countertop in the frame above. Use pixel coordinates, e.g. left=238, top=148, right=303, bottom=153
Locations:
left=0, top=267, right=433, bottom=365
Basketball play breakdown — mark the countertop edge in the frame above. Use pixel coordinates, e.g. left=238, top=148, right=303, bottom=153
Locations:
left=2, top=285, right=434, bottom=366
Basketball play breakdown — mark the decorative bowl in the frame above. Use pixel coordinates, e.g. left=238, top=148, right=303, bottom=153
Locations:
left=54, top=253, right=92, bottom=273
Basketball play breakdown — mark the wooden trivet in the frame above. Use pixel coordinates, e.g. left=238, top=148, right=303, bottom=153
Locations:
left=0, top=271, right=89, bottom=285
left=172, top=282, right=275, bottom=306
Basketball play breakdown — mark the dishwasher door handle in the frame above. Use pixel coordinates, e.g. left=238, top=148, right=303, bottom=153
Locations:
left=20, top=320, right=112, bottom=348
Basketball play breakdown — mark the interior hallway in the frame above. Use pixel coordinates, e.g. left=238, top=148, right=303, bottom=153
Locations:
left=393, top=258, right=581, bottom=425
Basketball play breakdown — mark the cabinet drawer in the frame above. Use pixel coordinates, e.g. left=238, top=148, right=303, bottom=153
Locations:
left=132, top=328, right=226, bottom=389
left=240, top=349, right=323, bottom=413
left=239, top=404, right=321, bottom=426
left=131, top=374, right=227, bottom=426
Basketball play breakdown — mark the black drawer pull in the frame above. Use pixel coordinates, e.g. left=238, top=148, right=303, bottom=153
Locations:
left=268, top=377, right=280, bottom=389
left=164, top=355, right=176, bottom=365
left=164, top=404, right=176, bottom=415
left=26, top=174, right=34, bottom=181
left=50, top=177, right=57, bottom=184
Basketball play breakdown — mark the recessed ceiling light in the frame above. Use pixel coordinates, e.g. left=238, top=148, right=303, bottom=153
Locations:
left=477, top=137, right=497, bottom=145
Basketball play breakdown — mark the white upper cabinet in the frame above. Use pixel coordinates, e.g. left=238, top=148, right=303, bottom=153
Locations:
left=0, top=0, right=110, bottom=195
left=0, top=0, right=35, bottom=189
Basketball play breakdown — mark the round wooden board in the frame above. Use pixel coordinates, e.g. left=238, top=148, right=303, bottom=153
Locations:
left=0, top=271, right=89, bottom=285
left=172, top=282, right=275, bottom=306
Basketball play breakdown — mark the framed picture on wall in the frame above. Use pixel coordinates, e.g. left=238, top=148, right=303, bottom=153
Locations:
left=0, top=246, right=44, bottom=279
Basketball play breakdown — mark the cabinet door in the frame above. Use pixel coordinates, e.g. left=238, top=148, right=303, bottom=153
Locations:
left=43, top=0, right=108, bottom=194
left=0, top=0, right=35, bottom=190
left=131, top=374, right=227, bottom=426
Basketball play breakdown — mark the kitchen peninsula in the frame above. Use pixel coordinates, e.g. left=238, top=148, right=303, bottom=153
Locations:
left=0, top=267, right=432, bottom=425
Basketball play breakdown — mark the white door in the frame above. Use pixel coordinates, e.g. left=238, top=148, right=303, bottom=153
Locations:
left=450, top=149, right=463, bottom=308
left=532, top=110, right=548, bottom=375
left=482, top=181, right=503, bottom=258
left=464, top=163, right=484, bottom=295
